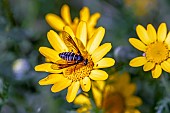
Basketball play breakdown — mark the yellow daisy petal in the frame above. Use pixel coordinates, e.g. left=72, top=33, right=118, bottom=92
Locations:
left=89, top=70, right=108, bottom=80
left=165, top=31, right=170, bottom=46
left=61, top=4, right=71, bottom=25
left=92, top=81, right=105, bottom=91
left=39, top=74, right=64, bottom=85
left=126, top=96, right=142, bottom=107
left=88, top=28, right=96, bottom=39
left=123, top=83, right=136, bottom=97
left=92, top=81, right=104, bottom=107
left=76, top=21, right=87, bottom=47
left=87, top=27, right=105, bottom=54
left=143, top=61, right=155, bottom=71
left=157, top=23, right=167, bottom=42
left=91, top=43, right=112, bottom=63
left=93, top=58, right=115, bottom=68
left=80, top=7, right=90, bottom=22
left=129, top=57, right=147, bottom=67
left=73, top=17, right=79, bottom=25
left=136, top=25, right=152, bottom=44
left=34, top=63, right=62, bottom=73
left=80, top=77, right=91, bottom=92
left=45, top=13, right=65, bottom=31
left=151, top=64, right=162, bottom=78
left=74, top=94, right=91, bottom=105
left=66, top=81, right=80, bottom=103
left=47, top=30, right=68, bottom=52
left=125, top=109, right=141, bottom=113
left=117, top=73, right=130, bottom=87
left=77, top=107, right=90, bottom=113
left=45, top=58, right=51, bottom=62
left=161, top=60, right=170, bottom=72
left=129, top=38, right=147, bottom=51
left=63, top=26, right=76, bottom=42
left=51, top=78, right=72, bottom=92
left=88, top=13, right=101, bottom=28
left=167, top=58, right=170, bottom=62
left=125, top=107, right=141, bottom=113
left=39, top=47, right=60, bottom=62
left=147, top=24, right=157, bottom=42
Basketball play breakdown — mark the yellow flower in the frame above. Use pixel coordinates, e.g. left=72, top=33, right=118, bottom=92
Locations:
left=74, top=72, right=142, bottom=113
left=74, top=94, right=91, bottom=113
left=46, top=4, right=101, bottom=38
left=129, top=23, right=170, bottom=78
left=34, top=21, right=115, bottom=102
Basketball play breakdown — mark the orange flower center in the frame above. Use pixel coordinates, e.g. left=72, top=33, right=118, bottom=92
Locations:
left=145, top=42, right=169, bottom=64
left=63, top=56, right=94, bottom=82
left=102, top=92, right=125, bottom=113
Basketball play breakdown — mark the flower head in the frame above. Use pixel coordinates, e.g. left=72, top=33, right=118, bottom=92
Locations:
left=74, top=72, right=142, bottom=113
left=46, top=4, right=101, bottom=38
left=129, top=23, right=170, bottom=78
left=35, top=21, right=115, bottom=102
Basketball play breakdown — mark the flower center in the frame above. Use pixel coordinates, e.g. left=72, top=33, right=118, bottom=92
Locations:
left=145, top=42, right=169, bottom=64
left=63, top=56, right=94, bottom=82
left=102, top=92, right=125, bottom=113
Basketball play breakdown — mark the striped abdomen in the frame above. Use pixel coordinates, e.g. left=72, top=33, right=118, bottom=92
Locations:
left=59, top=52, right=83, bottom=62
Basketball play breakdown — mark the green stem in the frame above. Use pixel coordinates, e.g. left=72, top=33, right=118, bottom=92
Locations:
left=2, top=0, right=16, bottom=27
left=161, top=74, right=170, bottom=95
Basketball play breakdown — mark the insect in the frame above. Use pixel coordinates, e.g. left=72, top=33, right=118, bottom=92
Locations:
left=51, top=31, right=89, bottom=71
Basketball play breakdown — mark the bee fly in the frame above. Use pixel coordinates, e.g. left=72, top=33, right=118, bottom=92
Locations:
left=51, top=31, right=89, bottom=70
left=59, top=52, right=88, bottom=65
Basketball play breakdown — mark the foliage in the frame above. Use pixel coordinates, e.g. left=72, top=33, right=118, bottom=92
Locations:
left=0, top=0, right=170, bottom=113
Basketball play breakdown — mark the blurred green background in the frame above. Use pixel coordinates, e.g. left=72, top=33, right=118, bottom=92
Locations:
left=1, top=0, right=170, bottom=113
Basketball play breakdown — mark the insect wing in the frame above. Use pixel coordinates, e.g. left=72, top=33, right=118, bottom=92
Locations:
left=51, top=63, right=75, bottom=75
left=63, top=61, right=85, bottom=75
left=62, top=31, right=88, bottom=57
left=75, top=37, right=88, bottom=57
left=51, top=59, right=76, bottom=70
left=62, top=31, right=80, bottom=54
